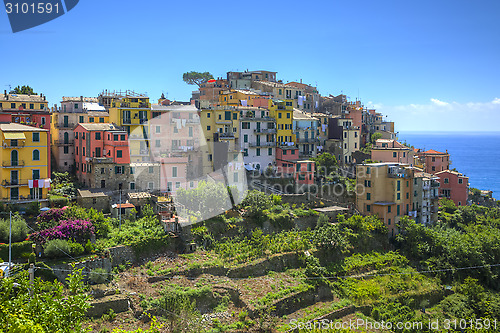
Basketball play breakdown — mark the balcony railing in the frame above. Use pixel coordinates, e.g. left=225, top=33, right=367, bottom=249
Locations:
left=1, top=179, right=29, bottom=187
left=219, top=133, right=235, bottom=139
left=2, top=141, right=25, bottom=148
left=54, top=140, right=75, bottom=145
left=2, top=160, right=25, bottom=167
left=248, top=142, right=275, bottom=148
left=254, top=128, right=276, bottom=134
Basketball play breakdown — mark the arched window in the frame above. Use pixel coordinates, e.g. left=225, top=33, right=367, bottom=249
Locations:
left=33, top=149, right=40, bottom=161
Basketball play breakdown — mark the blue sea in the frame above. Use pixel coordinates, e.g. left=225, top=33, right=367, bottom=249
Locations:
left=398, top=132, right=500, bottom=200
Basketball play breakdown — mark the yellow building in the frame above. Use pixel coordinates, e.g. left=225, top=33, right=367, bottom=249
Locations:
left=218, top=89, right=269, bottom=107
left=269, top=100, right=295, bottom=146
left=356, top=163, right=414, bottom=237
left=0, top=123, right=49, bottom=203
left=199, top=107, right=241, bottom=174
left=104, top=91, right=151, bottom=162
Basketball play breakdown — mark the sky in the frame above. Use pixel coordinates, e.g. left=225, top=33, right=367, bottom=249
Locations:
left=1, top=0, right=500, bottom=131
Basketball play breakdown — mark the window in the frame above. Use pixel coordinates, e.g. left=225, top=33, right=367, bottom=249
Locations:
left=397, top=193, right=401, bottom=200
left=120, top=134, right=125, bottom=141
left=393, top=152, right=397, bottom=158
left=233, top=172, right=238, bottom=183
left=174, top=127, right=178, bottom=134
left=32, top=132, right=40, bottom=142
left=444, top=178, right=449, bottom=184
left=388, top=206, right=391, bottom=213
left=79, top=116, right=84, bottom=123
left=75, top=132, right=78, bottom=139
left=95, top=132, right=101, bottom=140
left=89, top=117, right=94, bottom=123
left=113, top=134, right=118, bottom=141
left=367, top=205, right=371, bottom=212
left=190, top=181, right=194, bottom=188
left=397, top=205, right=400, bottom=216
left=367, top=193, right=371, bottom=200
left=242, top=122, right=250, bottom=129
left=167, top=182, right=172, bottom=191
left=388, top=219, right=391, bottom=225
left=115, top=166, right=123, bottom=174
left=243, top=134, right=248, bottom=143
left=130, top=182, right=136, bottom=190
left=406, top=192, right=409, bottom=199
left=432, top=157, right=435, bottom=162
left=74, top=103, right=79, bottom=109
left=364, top=180, right=371, bottom=187
left=432, top=166, right=436, bottom=171
left=82, top=147, right=85, bottom=156
left=397, top=180, right=401, bottom=191
left=32, top=169, right=40, bottom=180
left=32, top=149, right=40, bottom=161
left=130, top=167, right=134, bottom=174
left=207, top=126, right=211, bottom=131
left=117, top=150, right=122, bottom=158
left=268, top=148, right=272, bottom=155
left=11, top=103, right=15, bottom=108
left=307, top=163, right=312, bottom=172
left=367, top=167, right=371, bottom=174
left=29, top=103, right=34, bottom=109
left=188, top=127, right=193, bottom=137
left=41, top=117, right=45, bottom=125
left=149, top=166, right=154, bottom=173
left=101, top=168, right=105, bottom=174
left=150, top=182, right=156, bottom=190
left=256, top=148, right=261, bottom=156
left=76, top=146, right=78, bottom=155
left=291, top=149, right=296, bottom=155
left=233, top=112, right=237, bottom=120
left=278, top=113, right=282, bottom=119
left=243, top=149, right=248, bottom=157
left=458, top=178, right=463, bottom=184
left=175, top=182, right=180, bottom=189
left=207, top=112, right=211, bottom=118
left=208, top=154, right=212, bottom=161
left=172, top=167, right=177, bottom=177
left=63, top=146, right=69, bottom=154
left=287, top=113, right=291, bottom=119
left=458, top=201, right=462, bottom=206
left=99, top=117, right=104, bottom=123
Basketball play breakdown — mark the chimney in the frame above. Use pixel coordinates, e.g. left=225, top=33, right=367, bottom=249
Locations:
left=80, top=96, right=83, bottom=102
left=300, top=79, right=302, bottom=84
left=4, top=90, right=6, bottom=97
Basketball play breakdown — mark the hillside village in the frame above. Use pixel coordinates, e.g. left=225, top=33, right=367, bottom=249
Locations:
left=0, top=73, right=499, bottom=332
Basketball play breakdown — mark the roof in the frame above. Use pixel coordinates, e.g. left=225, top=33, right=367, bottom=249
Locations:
left=151, top=104, right=199, bottom=112
left=82, top=102, right=106, bottom=111
left=113, top=203, right=135, bottom=209
left=360, top=162, right=402, bottom=167
left=313, top=206, right=349, bottom=213
left=435, top=170, right=468, bottom=178
left=87, top=111, right=109, bottom=117
left=77, top=123, right=120, bottom=131
left=62, top=97, right=98, bottom=103
left=420, top=149, right=446, bottom=155
left=77, top=189, right=108, bottom=198
left=0, top=93, right=45, bottom=102
left=293, top=109, right=318, bottom=121
left=0, top=123, right=48, bottom=132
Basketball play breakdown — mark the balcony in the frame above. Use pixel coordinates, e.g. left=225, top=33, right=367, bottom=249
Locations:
left=1, top=179, right=29, bottom=187
left=249, top=142, right=275, bottom=148
left=216, top=119, right=233, bottom=125
left=2, top=160, right=25, bottom=168
left=0, top=196, right=48, bottom=203
left=2, top=141, right=25, bottom=148
left=219, top=133, right=235, bottom=139
left=54, top=123, right=76, bottom=129
left=254, top=128, right=276, bottom=134
left=54, top=140, right=75, bottom=146
left=87, top=157, right=113, bottom=163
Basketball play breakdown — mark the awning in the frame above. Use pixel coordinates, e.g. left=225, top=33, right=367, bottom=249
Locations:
left=4, top=132, right=26, bottom=140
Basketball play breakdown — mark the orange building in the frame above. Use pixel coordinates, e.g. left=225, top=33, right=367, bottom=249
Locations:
left=416, top=149, right=450, bottom=174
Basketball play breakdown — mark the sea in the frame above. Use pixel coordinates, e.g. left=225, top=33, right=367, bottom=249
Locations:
left=398, top=132, right=500, bottom=200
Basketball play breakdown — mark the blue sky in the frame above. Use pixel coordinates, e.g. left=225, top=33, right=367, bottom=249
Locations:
left=1, top=0, right=500, bottom=131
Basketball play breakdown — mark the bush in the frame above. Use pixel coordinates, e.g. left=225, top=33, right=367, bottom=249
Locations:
left=31, top=219, right=95, bottom=244
left=0, top=241, right=32, bottom=261
left=89, top=268, right=109, bottom=284
left=0, top=214, right=28, bottom=243
left=36, top=208, right=67, bottom=230
left=44, top=239, right=72, bottom=258
left=69, top=241, right=85, bottom=256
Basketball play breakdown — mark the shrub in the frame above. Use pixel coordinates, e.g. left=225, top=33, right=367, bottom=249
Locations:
left=0, top=241, right=32, bottom=261
left=31, top=219, right=95, bottom=244
left=85, top=239, right=95, bottom=253
left=89, top=268, right=109, bottom=284
left=69, top=241, right=85, bottom=256
left=44, top=239, right=72, bottom=258
left=0, top=214, right=29, bottom=243
left=36, top=208, right=67, bottom=230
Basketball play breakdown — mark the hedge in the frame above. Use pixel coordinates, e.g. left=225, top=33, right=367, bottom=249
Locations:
left=0, top=241, right=33, bottom=261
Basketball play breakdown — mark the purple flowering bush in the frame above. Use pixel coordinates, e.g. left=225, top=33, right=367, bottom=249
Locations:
left=31, top=219, right=95, bottom=245
left=36, top=207, right=67, bottom=230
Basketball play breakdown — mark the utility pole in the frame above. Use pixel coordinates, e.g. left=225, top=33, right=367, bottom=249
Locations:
left=7, top=211, right=11, bottom=278
left=29, top=264, right=34, bottom=297
left=119, top=184, right=122, bottom=231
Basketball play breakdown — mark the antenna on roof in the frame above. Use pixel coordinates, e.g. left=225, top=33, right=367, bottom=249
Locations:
left=5, top=84, right=11, bottom=92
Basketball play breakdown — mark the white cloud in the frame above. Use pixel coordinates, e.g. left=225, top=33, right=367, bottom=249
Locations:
left=375, top=98, right=500, bottom=132
left=430, top=98, right=449, bottom=106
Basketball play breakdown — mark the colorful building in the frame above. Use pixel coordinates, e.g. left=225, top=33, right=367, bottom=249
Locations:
left=218, top=89, right=271, bottom=107
left=371, top=139, right=414, bottom=165
left=416, top=149, right=451, bottom=174
left=227, top=70, right=277, bottom=89
left=269, top=100, right=295, bottom=146
left=356, top=163, right=414, bottom=236
left=435, top=170, right=469, bottom=206
left=51, top=97, right=109, bottom=172
left=328, top=117, right=360, bottom=165
left=103, top=90, right=151, bottom=162
left=412, top=170, right=440, bottom=225
left=293, top=110, right=319, bottom=158
left=240, top=107, right=276, bottom=172
left=0, top=123, right=50, bottom=204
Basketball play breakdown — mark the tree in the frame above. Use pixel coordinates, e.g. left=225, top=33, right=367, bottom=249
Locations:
left=312, top=152, right=338, bottom=176
left=10, top=85, right=36, bottom=95
left=182, top=71, right=214, bottom=87
left=0, top=267, right=91, bottom=332
left=370, top=132, right=382, bottom=144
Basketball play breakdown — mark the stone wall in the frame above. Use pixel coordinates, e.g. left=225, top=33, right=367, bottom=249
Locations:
left=87, top=294, right=130, bottom=317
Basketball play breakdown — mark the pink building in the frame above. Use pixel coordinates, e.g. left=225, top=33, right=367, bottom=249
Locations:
left=371, top=139, right=414, bottom=165
left=435, top=170, right=469, bottom=206
left=417, top=149, right=450, bottom=174
left=275, top=147, right=315, bottom=185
